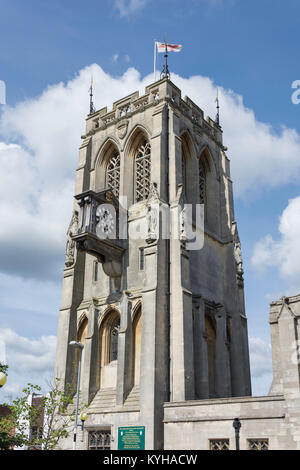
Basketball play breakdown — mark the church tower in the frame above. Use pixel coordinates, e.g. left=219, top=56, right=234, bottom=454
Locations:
left=54, top=77, right=251, bottom=450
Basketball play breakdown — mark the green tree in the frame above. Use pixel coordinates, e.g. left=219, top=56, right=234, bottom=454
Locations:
left=0, top=379, right=86, bottom=450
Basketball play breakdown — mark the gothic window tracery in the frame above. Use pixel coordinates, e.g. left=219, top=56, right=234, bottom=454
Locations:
left=248, top=439, right=269, bottom=451
left=135, top=139, right=151, bottom=202
left=89, top=431, right=111, bottom=450
left=199, top=159, right=206, bottom=205
left=100, top=310, right=120, bottom=367
left=209, top=439, right=230, bottom=451
left=106, top=151, right=120, bottom=197
left=111, top=317, right=120, bottom=362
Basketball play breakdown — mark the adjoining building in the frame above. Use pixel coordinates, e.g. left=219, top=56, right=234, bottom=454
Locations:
left=0, top=394, right=46, bottom=450
left=54, top=76, right=300, bottom=450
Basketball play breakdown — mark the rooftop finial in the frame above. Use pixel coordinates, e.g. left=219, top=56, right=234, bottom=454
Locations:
left=89, top=76, right=96, bottom=115
left=161, top=36, right=170, bottom=80
left=215, top=88, right=221, bottom=125
left=156, top=39, right=182, bottom=81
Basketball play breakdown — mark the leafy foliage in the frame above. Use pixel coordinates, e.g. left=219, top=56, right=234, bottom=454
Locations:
left=0, top=379, right=87, bottom=450
left=0, top=363, right=8, bottom=374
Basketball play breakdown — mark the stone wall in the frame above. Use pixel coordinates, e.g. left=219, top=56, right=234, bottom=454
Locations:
left=164, top=396, right=290, bottom=450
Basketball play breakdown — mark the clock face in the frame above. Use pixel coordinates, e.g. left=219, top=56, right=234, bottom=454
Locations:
left=96, top=205, right=115, bottom=239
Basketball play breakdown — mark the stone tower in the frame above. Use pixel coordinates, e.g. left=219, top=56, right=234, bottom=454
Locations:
left=54, top=77, right=251, bottom=450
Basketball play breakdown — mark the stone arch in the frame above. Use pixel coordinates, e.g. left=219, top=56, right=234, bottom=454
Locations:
left=98, top=308, right=120, bottom=389
left=181, top=131, right=198, bottom=205
left=94, top=136, right=120, bottom=169
left=198, top=144, right=218, bottom=174
left=77, top=311, right=88, bottom=333
left=199, top=145, right=220, bottom=235
left=94, top=138, right=121, bottom=193
left=180, top=129, right=197, bottom=160
left=124, top=124, right=151, bottom=157
left=131, top=299, right=142, bottom=319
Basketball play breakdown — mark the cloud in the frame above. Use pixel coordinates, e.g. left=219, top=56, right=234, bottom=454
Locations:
left=0, top=272, right=60, bottom=317
left=249, top=337, right=273, bottom=396
left=0, top=328, right=56, bottom=372
left=111, top=53, right=130, bottom=64
left=251, top=196, right=300, bottom=293
left=0, top=328, right=56, bottom=400
left=114, top=0, right=228, bottom=16
left=249, top=337, right=272, bottom=378
left=114, top=0, right=148, bottom=16
left=0, top=141, right=74, bottom=279
left=0, top=64, right=149, bottom=281
left=171, top=74, right=300, bottom=196
left=1, top=64, right=300, bottom=284
left=0, top=65, right=97, bottom=281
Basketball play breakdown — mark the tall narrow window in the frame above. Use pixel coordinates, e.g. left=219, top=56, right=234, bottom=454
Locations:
left=139, top=248, right=145, bottom=271
left=199, top=159, right=206, bottom=205
left=205, top=313, right=217, bottom=398
left=93, top=261, right=98, bottom=282
left=106, top=151, right=120, bottom=197
left=111, top=317, right=120, bottom=361
left=135, top=140, right=151, bottom=202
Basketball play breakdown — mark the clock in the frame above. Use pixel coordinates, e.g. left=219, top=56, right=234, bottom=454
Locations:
left=74, top=189, right=126, bottom=263
left=96, top=204, right=115, bottom=239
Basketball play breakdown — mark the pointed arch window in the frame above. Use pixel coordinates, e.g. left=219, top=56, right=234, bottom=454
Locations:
left=106, top=151, right=120, bottom=197
left=99, top=310, right=120, bottom=389
left=199, top=159, right=206, bottom=205
left=135, top=139, right=151, bottom=202
left=100, top=311, right=120, bottom=366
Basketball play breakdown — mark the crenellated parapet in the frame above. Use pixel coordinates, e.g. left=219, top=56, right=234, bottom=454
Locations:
left=83, top=78, right=223, bottom=148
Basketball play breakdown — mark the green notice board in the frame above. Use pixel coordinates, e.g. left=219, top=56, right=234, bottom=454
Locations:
left=118, top=426, right=145, bottom=450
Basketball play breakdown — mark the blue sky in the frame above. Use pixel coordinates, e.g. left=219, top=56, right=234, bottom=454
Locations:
left=1, top=0, right=300, bottom=399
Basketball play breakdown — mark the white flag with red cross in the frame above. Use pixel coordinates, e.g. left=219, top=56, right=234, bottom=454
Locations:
left=156, top=42, right=182, bottom=53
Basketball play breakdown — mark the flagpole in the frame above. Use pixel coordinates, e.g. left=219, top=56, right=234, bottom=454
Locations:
left=154, top=40, right=156, bottom=82
left=164, top=36, right=168, bottom=77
